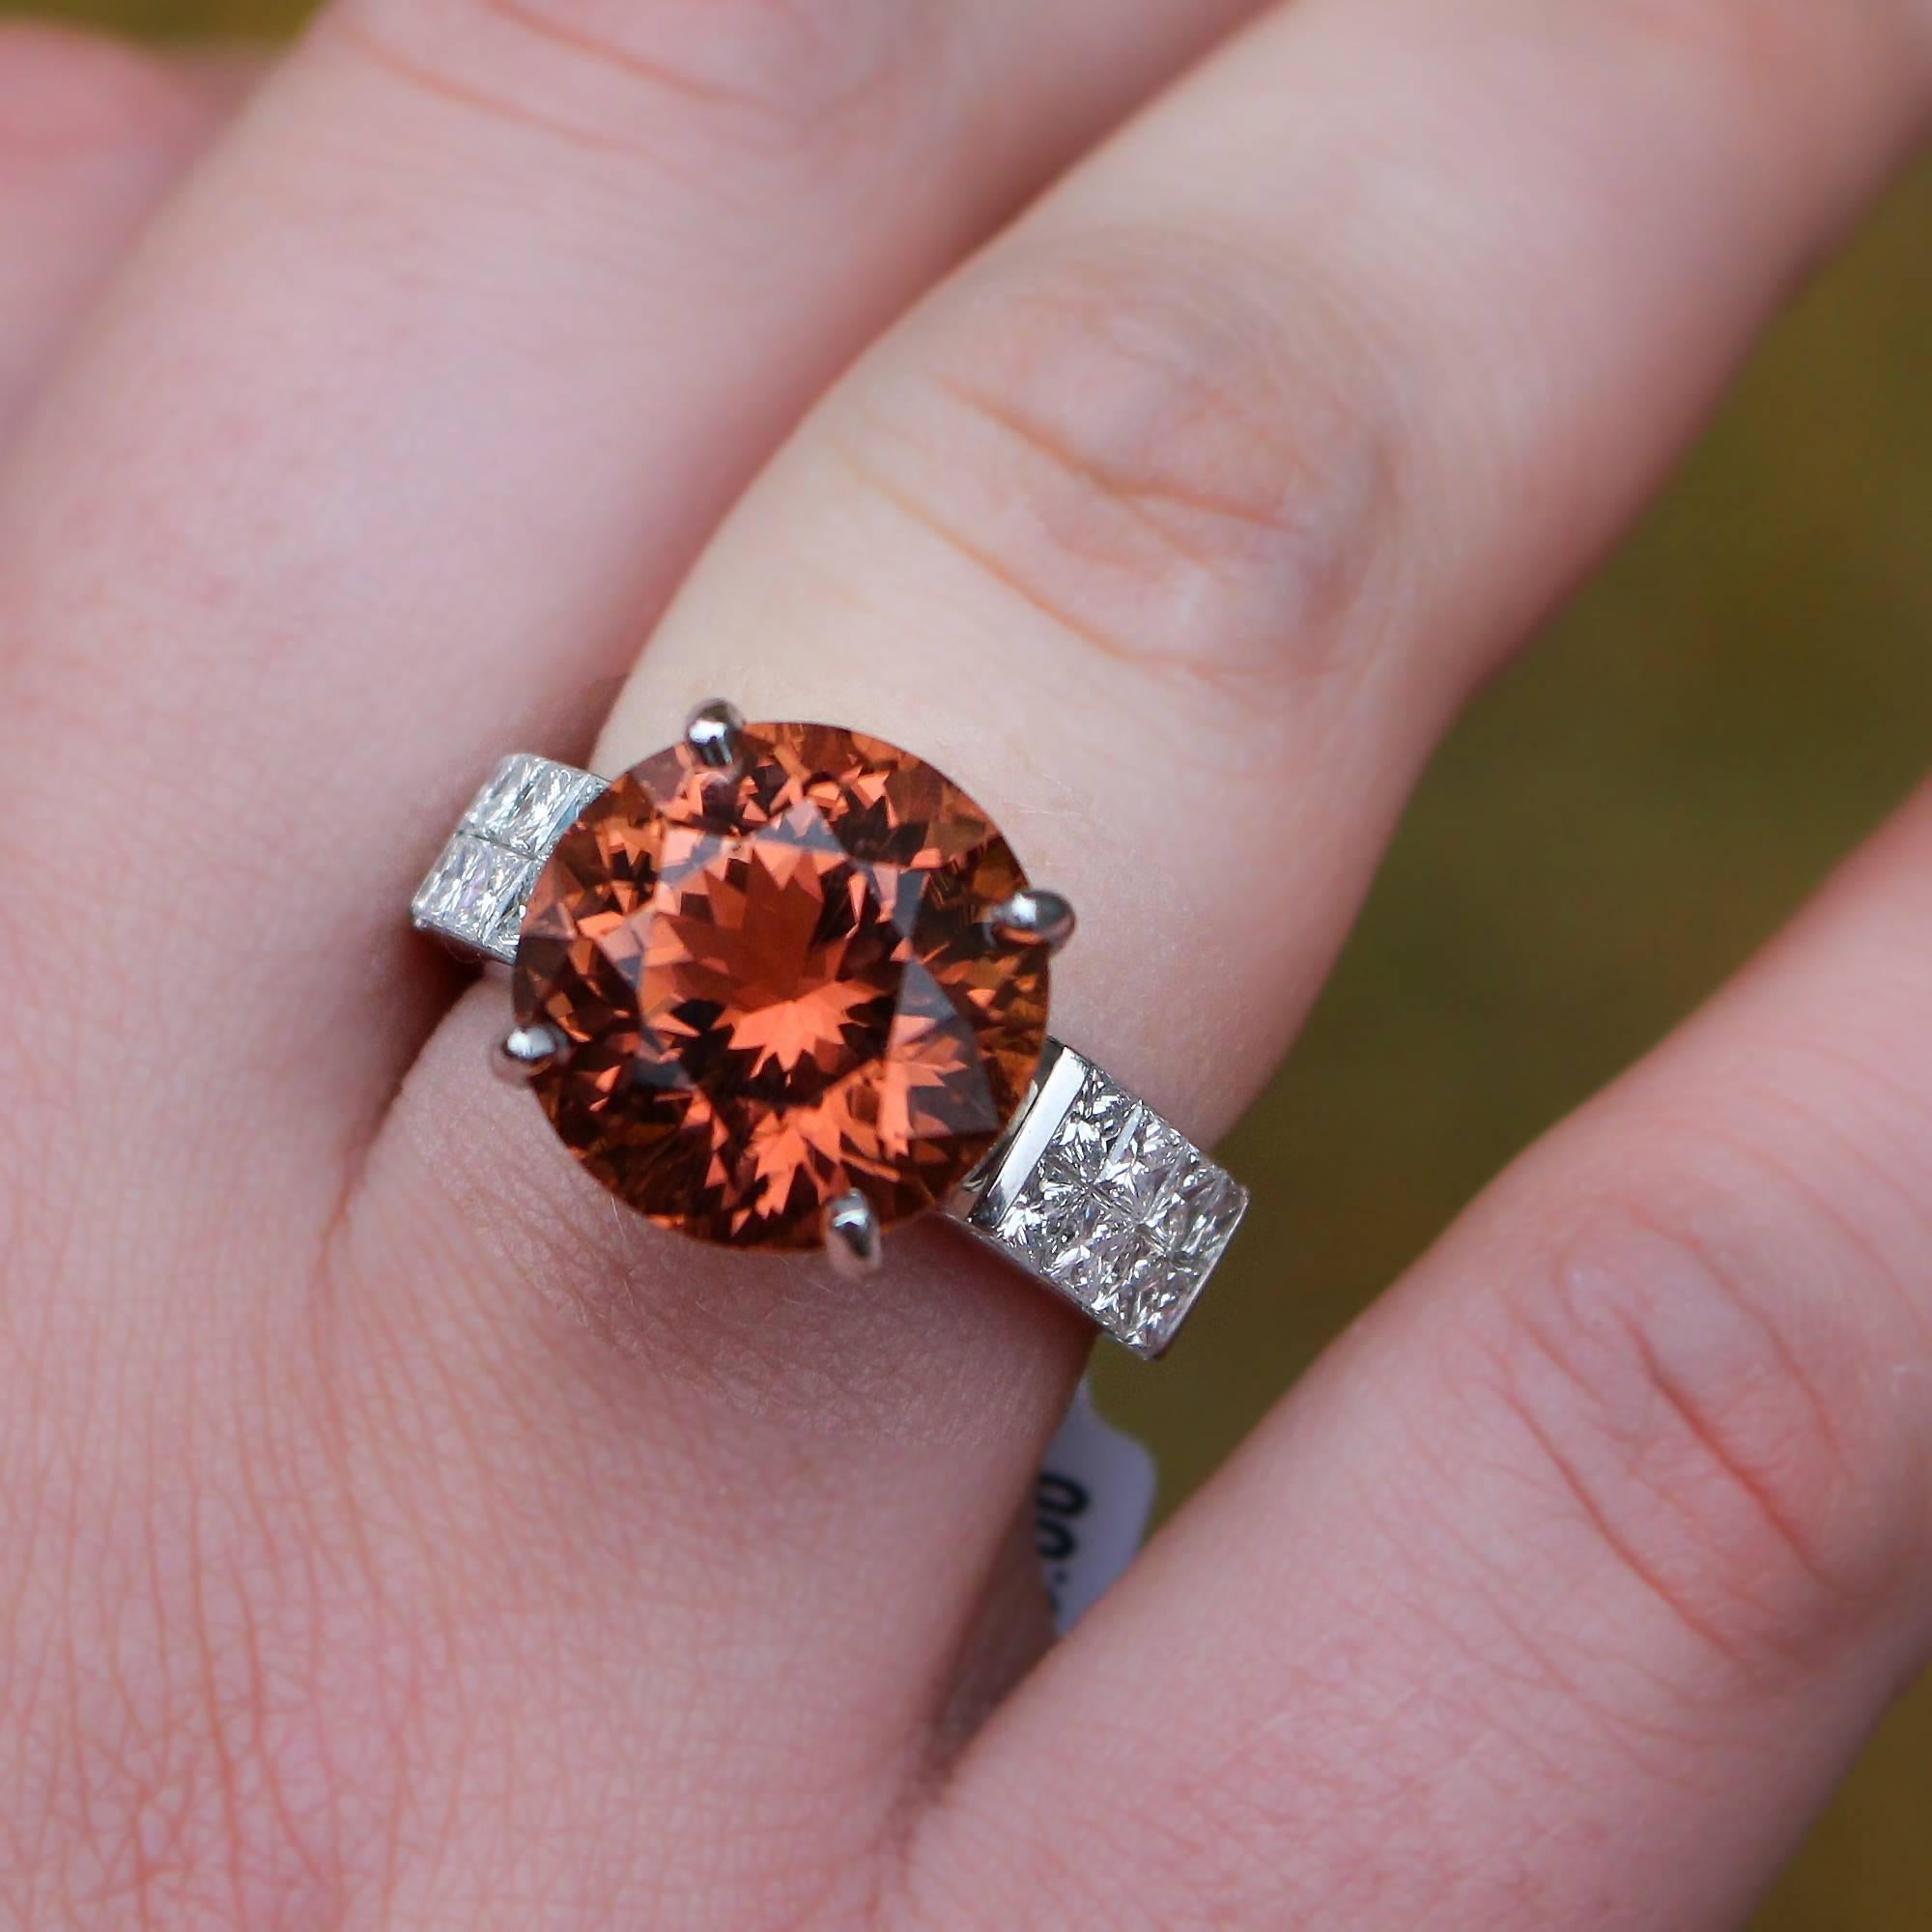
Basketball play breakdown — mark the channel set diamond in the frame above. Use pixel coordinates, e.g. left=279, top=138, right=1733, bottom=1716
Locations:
left=412, top=755, right=608, bottom=962
left=968, top=1047, right=1247, bottom=1357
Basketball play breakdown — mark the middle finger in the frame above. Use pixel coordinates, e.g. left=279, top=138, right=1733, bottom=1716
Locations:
left=374, top=0, right=1932, bottom=1762
left=0, top=0, right=1264, bottom=1201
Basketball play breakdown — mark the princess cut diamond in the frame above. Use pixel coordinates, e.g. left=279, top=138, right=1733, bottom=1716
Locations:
left=965, top=1043, right=1249, bottom=1357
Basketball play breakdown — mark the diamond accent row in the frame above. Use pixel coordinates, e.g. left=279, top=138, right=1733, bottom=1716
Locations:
left=411, top=754, right=608, bottom=963
left=965, top=1046, right=1247, bottom=1357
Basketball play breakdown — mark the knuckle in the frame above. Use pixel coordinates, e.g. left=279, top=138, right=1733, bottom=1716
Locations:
left=335, top=0, right=925, bottom=164
left=0, top=25, right=208, bottom=171
left=842, top=228, right=1405, bottom=704
left=1475, top=1139, right=1928, bottom=1678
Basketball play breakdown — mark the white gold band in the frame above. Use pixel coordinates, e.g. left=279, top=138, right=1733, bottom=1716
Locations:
left=412, top=753, right=1247, bottom=1357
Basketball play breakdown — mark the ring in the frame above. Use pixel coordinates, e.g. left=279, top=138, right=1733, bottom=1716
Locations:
left=410, top=701, right=1248, bottom=1357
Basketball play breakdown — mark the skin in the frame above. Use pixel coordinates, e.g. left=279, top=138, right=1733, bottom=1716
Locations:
left=1, top=2, right=1931, bottom=1925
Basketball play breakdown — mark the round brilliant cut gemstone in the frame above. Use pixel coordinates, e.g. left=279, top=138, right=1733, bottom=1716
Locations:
left=513, top=722, right=1049, bottom=1248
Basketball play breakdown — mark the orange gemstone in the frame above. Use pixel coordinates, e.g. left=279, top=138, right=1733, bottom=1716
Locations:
left=513, top=722, right=1049, bottom=1248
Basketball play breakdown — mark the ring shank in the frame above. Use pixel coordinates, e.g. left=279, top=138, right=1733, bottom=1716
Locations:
left=412, top=754, right=1247, bottom=1358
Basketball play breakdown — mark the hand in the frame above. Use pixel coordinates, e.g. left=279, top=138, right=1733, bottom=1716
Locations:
left=3, top=7, right=1929, bottom=1927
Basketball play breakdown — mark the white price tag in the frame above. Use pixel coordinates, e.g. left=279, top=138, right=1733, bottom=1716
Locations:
left=1036, top=1382, right=1157, bottom=1634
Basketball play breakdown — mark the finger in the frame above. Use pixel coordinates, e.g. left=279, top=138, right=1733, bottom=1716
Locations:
left=930, top=777, right=1932, bottom=1930
left=0, top=27, right=257, bottom=440
left=369, top=0, right=1932, bottom=1832
left=0, top=0, right=1264, bottom=1181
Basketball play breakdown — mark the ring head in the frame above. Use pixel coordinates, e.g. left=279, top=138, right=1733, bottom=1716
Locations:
left=511, top=721, right=1051, bottom=1249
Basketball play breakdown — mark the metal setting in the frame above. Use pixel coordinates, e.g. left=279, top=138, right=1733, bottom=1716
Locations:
left=989, top=888, right=1077, bottom=953
left=822, top=1193, right=884, bottom=1278
left=684, top=697, right=746, bottom=771
left=493, top=1022, right=568, bottom=1085
left=412, top=745, right=1249, bottom=1357
left=952, top=1041, right=1247, bottom=1357
left=412, top=753, right=608, bottom=965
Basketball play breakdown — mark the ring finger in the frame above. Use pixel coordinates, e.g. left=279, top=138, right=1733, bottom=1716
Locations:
left=0, top=0, right=1264, bottom=1204
left=366, top=0, right=1932, bottom=1840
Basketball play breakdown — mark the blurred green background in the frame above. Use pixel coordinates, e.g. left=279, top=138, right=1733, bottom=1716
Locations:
left=22, top=2, right=1932, bottom=1923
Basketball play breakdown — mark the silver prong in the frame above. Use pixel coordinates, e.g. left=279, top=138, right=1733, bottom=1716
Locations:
left=685, top=698, right=746, bottom=771
left=493, top=1021, right=568, bottom=1085
left=989, top=889, right=1077, bottom=954
left=822, top=1192, right=883, bottom=1278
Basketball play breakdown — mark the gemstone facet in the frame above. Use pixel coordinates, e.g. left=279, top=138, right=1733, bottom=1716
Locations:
left=513, top=722, right=1049, bottom=1249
